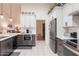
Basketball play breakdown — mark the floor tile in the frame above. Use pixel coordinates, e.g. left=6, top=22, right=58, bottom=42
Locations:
left=11, top=41, right=58, bottom=56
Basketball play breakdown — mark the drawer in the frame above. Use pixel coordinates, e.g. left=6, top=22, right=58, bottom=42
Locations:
left=23, top=40, right=32, bottom=45
left=57, top=38, right=64, bottom=56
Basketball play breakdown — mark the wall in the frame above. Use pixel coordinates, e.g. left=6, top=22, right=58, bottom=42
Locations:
left=63, top=3, right=79, bottom=27
left=63, top=4, right=79, bottom=37
left=20, top=3, right=53, bottom=45
left=0, top=3, right=21, bottom=33
left=63, top=4, right=73, bottom=27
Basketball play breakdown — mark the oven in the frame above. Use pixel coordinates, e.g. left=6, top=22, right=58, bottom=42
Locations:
left=65, top=39, right=77, bottom=48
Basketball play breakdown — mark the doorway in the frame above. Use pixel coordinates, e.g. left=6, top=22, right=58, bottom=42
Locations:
left=36, top=20, right=45, bottom=41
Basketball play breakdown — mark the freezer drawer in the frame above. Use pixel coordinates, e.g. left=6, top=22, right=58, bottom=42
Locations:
left=49, top=39, right=57, bottom=53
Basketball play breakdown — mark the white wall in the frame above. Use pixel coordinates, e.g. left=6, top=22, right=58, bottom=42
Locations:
left=63, top=4, right=73, bottom=27
left=63, top=3, right=79, bottom=27
left=63, top=4, right=79, bottom=36
left=20, top=4, right=53, bottom=46
left=21, top=4, right=53, bottom=19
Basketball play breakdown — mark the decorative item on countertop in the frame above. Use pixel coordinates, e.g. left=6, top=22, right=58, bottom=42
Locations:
left=26, top=29, right=29, bottom=33
left=7, top=24, right=15, bottom=33
left=70, top=32, right=77, bottom=38
left=15, top=26, right=20, bottom=33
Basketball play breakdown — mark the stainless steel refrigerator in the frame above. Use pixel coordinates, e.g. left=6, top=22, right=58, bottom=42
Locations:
left=49, top=18, right=57, bottom=53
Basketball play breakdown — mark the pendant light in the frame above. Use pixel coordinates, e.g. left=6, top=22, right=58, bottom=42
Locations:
left=9, top=4, right=12, bottom=22
left=0, top=3, right=4, bottom=19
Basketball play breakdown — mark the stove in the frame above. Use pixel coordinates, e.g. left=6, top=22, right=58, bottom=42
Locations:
left=65, top=39, right=77, bottom=48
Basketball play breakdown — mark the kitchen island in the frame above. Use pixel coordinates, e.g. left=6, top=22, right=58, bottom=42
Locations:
left=0, top=33, right=36, bottom=56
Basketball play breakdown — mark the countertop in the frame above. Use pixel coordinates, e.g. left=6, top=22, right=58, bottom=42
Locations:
left=0, top=33, right=20, bottom=41
left=0, top=33, right=36, bottom=41
left=20, top=33, right=36, bottom=35
left=57, top=35, right=78, bottom=40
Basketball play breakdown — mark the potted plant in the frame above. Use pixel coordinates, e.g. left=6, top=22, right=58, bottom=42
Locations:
left=48, top=3, right=65, bottom=14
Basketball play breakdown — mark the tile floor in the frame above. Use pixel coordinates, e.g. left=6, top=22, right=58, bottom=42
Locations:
left=12, top=41, right=58, bottom=56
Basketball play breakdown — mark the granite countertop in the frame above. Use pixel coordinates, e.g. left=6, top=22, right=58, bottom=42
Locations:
left=20, top=33, right=36, bottom=35
left=57, top=35, right=78, bottom=40
left=0, top=33, right=36, bottom=41
left=0, top=33, right=21, bottom=41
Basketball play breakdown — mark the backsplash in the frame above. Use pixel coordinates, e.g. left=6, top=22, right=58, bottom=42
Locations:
left=64, top=27, right=79, bottom=38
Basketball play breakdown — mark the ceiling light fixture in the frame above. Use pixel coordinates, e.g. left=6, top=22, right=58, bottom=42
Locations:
left=0, top=3, right=4, bottom=19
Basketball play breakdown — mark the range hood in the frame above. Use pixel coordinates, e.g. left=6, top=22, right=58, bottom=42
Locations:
left=69, top=10, right=79, bottom=16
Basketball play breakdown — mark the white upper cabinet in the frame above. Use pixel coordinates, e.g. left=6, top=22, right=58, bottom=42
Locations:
left=20, top=14, right=36, bottom=33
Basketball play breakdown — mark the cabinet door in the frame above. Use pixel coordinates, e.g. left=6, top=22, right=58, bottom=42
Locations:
left=57, top=38, right=64, bottom=56
left=32, top=35, right=36, bottom=46
left=8, top=38, right=13, bottom=54
left=17, top=35, right=24, bottom=46
left=0, top=40, right=8, bottom=56
left=13, top=36, right=17, bottom=49
left=0, top=38, right=13, bottom=56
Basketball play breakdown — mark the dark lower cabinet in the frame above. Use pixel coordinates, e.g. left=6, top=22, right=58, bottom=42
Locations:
left=32, top=35, right=36, bottom=46
left=17, top=35, right=24, bottom=46
left=0, top=38, right=13, bottom=56
left=13, top=36, right=17, bottom=49
left=17, top=34, right=36, bottom=46
left=57, top=38, right=64, bottom=56
left=0, top=34, right=36, bottom=56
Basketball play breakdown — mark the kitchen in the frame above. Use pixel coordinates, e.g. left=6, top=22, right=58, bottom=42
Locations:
left=0, top=3, right=55, bottom=56
left=0, top=3, right=79, bottom=56
left=49, top=3, right=79, bottom=56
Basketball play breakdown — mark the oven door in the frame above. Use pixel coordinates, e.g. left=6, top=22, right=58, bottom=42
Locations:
left=65, top=39, right=77, bottom=48
left=63, top=44, right=78, bottom=56
left=23, top=35, right=32, bottom=45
